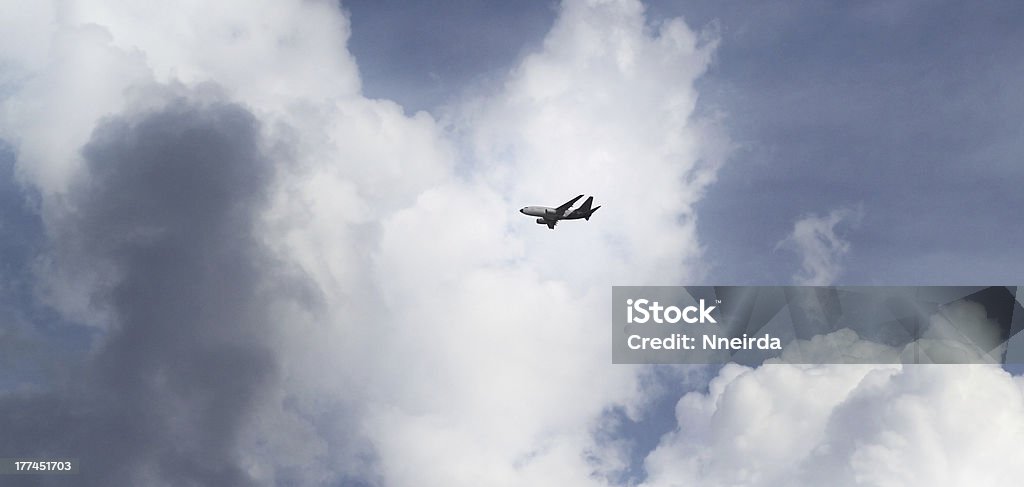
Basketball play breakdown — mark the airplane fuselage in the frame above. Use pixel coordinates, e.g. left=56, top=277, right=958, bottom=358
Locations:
left=519, top=206, right=588, bottom=221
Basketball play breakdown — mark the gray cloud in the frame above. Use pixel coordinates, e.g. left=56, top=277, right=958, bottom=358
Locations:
left=0, top=94, right=290, bottom=485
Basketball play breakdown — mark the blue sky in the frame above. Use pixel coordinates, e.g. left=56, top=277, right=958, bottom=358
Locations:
left=2, top=1, right=1024, bottom=485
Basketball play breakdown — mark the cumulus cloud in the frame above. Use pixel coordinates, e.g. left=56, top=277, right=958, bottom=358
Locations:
left=0, top=0, right=724, bottom=485
left=640, top=362, right=1024, bottom=487
left=641, top=300, right=1024, bottom=487
left=777, top=206, right=863, bottom=286
left=342, top=0, right=724, bottom=483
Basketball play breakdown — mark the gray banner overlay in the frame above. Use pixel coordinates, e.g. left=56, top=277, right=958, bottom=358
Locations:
left=612, top=286, right=1024, bottom=365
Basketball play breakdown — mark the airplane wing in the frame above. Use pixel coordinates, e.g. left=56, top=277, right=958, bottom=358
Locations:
left=555, top=194, right=584, bottom=216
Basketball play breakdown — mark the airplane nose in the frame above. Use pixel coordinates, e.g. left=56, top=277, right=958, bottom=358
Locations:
left=519, top=208, right=526, bottom=214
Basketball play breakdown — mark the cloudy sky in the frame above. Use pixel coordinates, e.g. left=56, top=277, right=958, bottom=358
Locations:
left=1, top=0, right=1023, bottom=485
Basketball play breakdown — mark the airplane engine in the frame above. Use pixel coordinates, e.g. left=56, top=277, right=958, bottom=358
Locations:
left=536, top=218, right=548, bottom=225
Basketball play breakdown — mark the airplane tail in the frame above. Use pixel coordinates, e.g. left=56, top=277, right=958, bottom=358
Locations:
left=576, top=196, right=595, bottom=220
left=585, top=206, right=600, bottom=221
left=579, top=196, right=594, bottom=212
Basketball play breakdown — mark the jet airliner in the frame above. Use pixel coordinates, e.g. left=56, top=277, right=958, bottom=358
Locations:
left=520, top=194, right=600, bottom=229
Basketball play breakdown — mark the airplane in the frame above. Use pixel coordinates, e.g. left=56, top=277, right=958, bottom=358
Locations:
left=520, top=194, right=600, bottom=230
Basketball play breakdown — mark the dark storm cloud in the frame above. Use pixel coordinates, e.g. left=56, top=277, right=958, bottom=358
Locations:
left=0, top=95, right=283, bottom=485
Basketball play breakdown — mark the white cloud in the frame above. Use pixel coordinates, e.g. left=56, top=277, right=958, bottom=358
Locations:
left=643, top=310, right=1024, bottom=487
left=459, top=0, right=724, bottom=286
left=1, top=0, right=724, bottom=484
left=641, top=362, right=1024, bottom=487
left=338, top=0, right=724, bottom=482
left=777, top=206, right=863, bottom=285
